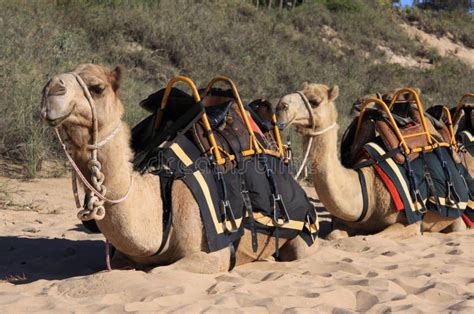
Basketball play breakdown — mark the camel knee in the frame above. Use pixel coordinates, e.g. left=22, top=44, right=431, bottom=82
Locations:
left=442, top=217, right=467, bottom=233
left=327, top=229, right=349, bottom=240
left=277, top=237, right=319, bottom=261
left=155, top=250, right=230, bottom=274
left=378, top=222, right=421, bottom=239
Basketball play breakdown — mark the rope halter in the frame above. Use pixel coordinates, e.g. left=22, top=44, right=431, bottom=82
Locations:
left=53, top=72, right=132, bottom=221
left=293, top=91, right=338, bottom=181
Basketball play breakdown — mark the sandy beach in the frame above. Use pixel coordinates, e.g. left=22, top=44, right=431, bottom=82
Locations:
left=1, top=175, right=473, bottom=312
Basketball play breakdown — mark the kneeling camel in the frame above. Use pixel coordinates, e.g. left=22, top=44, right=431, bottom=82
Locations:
left=276, top=83, right=467, bottom=239
left=40, top=64, right=318, bottom=272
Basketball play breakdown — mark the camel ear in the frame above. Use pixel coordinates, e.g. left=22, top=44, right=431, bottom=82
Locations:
left=110, top=66, right=122, bottom=92
left=300, top=81, right=309, bottom=90
left=328, top=85, right=339, bottom=102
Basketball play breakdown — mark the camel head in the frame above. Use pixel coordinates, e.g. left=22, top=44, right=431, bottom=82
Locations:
left=276, top=82, right=339, bottom=134
left=40, top=64, right=123, bottom=143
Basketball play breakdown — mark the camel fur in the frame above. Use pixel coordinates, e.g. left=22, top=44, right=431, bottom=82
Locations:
left=40, top=64, right=318, bottom=273
left=276, top=82, right=467, bottom=239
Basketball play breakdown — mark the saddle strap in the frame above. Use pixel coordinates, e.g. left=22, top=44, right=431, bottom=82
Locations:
left=152, top=175, right=174, bottom=256
left=355, top=169, right=369, bottom=222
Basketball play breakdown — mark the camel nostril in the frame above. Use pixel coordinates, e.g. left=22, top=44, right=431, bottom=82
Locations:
left=48, top=78, right=67, bottom=96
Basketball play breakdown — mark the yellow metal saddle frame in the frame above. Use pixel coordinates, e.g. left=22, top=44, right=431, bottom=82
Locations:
left=354, top=88, right=457, bottom=155
left=155, top=75, right=285, bottom=165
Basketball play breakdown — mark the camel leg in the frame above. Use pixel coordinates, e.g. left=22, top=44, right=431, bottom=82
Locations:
left=422, top=210, right=458, bottom=233
left=326, top=219, right=351, bottom=240
left=277, top=236, right=319, bottom=261
left=442, top=217, right=467, bottom=233
left=151, top=249, right=231, bottom=274
left=111, top=250, right=138, bottom=270
left=377, top=222, right=421, bottom=240
left=327, top=229, right=350, bottom=240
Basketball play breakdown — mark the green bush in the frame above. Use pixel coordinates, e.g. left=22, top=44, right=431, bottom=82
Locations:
left=0, top=0, right=473, bottom=178
left=315, top=0, right=364, bottom=12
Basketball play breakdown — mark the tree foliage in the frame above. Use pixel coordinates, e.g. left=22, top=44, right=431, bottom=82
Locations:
left=414, top=0, right=473, bottom=11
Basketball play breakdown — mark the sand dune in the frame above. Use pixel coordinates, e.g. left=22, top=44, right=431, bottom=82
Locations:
left=1, top=176, right=473, bottom=312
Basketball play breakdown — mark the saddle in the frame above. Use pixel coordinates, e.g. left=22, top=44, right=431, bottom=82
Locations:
left=342, top=88, right=473, bottom=225
left=342, top=88, right=455, bottom=167
left=130, top=76, right=317, bottom=256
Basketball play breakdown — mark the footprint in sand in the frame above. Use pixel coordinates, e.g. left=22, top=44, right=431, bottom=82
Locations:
left=356, top=290, right=379, bottom=311
left=446, top=249, right=463, bottom=255
left=445, top=241, right=460, bottom=247
left=384, top=264, right=398, bottom=270
left=366, top=271, right=378, bottom=278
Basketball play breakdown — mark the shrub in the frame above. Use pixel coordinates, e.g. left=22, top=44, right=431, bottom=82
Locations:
left=0, top=0, right=473, bottom=178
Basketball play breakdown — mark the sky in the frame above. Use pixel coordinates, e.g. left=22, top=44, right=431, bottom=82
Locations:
left=400, top=0, right=413, bottom=6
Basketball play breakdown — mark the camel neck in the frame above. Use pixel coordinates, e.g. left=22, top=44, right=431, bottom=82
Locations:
left=67, top=121, right=164, bottom=257
left=308, top=127, right=364, bottom=222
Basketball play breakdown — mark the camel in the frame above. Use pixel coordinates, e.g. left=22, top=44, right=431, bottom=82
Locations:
left=40, top=64, right=318, bottom=272
left=454, top=100, right=474, bottom=175
left=275, top=82, right=467, bottom=239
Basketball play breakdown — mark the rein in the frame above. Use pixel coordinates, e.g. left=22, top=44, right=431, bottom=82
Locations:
left=293, top=91, right=338, bottom=181
left=53, top=73, right=132, bottom=221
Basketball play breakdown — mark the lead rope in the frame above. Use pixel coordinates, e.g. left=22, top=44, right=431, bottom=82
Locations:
left=294, top=91, right=315, bottom=181
left=51, top=73, right=133, bottom=271
left=105, top=239, right=112, bottom=271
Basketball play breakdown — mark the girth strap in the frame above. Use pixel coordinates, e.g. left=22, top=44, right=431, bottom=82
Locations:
left=402, top=151, right=428, bottom=213
left=355, top=169, right=369, bottom=222
left=433, top=148, right=461, bottom=211
left=420, top=150, right=442, bottom=212
left=228, top=238, right=241, bottom=271
left=354, top=147, right=401, bottom=169
left=214, top=163, right=238, bottom=234
left=152, top=175, right=173, bottom=256
left=239, top=161, right=258, bottom=252
left=257, top=153, right=290, bottom=257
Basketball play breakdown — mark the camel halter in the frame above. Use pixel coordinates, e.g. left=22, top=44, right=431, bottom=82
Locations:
left=53, top=73, right=132, bottom=221
left=293, top=91, right=338, bottom=181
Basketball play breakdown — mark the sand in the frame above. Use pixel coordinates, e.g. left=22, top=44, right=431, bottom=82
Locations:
left=1, top=175, right=473, bottom=313
left=401, top=23, right=474, bottom=69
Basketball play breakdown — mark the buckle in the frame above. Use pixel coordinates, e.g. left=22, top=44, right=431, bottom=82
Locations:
left=446, top=181, right=460, bottom=205
left=305, top=215, right=318, bottom=243
left=220, top=200, right=238, bottom=234
left=414, top=189, right=428, bottom=214
left=241, top=190, right=253, bottom=210
left=272, top=194, right=290, bottom=226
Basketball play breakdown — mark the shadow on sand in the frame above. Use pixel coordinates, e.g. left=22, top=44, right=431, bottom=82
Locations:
left=0, top=236, right=105, bottom=284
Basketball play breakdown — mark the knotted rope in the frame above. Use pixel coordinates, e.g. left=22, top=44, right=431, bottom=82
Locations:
left=53, top=73, right=132, bottom=221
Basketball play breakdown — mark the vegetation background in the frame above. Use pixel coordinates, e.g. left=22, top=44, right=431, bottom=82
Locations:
left=0, top=0, right=473, bottom=178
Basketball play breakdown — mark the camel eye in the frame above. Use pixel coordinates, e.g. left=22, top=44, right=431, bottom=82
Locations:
left=310, top=98, right=322, bottom=107
left=277, top=102, right=289, bottom=112
left=89, top=85, right=104, bottom=95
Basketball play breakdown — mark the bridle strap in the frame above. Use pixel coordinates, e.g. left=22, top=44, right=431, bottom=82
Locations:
left=87, top=124, right=122, bottom=150
left=55, top=128, right=132, bottom=204
left=296, top=91, right=315, bottom=130
left=303, top=122, right=338, bottom=137
left=294, top=91, right=315, bottom=181
left=54, top=73, right=132, bottom=208
left=293, top=91, right=337, bottom=180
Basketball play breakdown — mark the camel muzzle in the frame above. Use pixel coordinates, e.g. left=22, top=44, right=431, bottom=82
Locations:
left=40, top=75, right=74, bottom=126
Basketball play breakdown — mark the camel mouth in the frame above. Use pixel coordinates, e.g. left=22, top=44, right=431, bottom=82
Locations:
left=44, top=110, right=72, bottom=127
left=291, top=118, right=313, bottom=128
